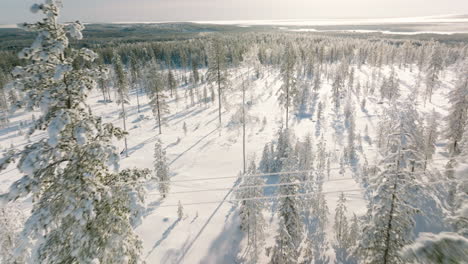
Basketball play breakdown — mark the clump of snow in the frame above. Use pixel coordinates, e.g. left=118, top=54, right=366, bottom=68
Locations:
left=403, top=232, right=468, bottom=262
left=47, top=110, right=71, bottom=147
left=53, top=64, right=72, bottom=81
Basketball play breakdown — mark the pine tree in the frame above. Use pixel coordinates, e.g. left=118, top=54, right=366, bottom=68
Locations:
left=334, top=192, right=350, bottom=248
left=148, top=65, right=169, bottom=134
left=348, top=213, right=360, bottom=247
left=167, top=69, right=177, bottom=98
left=112, top=51, right=130, bottom=156
left=387, top=68, right=400, bottom=101
left=259, top=143, right=272, bottom=173
left=315, top=101, right=324, bottom=137
left=347, top=67, right=355, bottom=92
left=177, top=201, right=184, bottom=220
left=206, top=37, right=229, bottom=127
left=334, top=192, right=357, bottom=264
left=191, top=56, right=200, bottom=84
left=0, top=203, right=25, bottom=263
left=279, top=44, right=297, bottom=129
left=297, top=134, right=314, bottom=181
left=154, top=138, right=170, bottom=198
left=271, top=147, right=303, bottom=263
left=380, top=68, right=400, bottom=101
left=423, top=109, right=438, bottom=170
left=96, top=62, right=111, bottom=103
left=270, top=219, right=297, bottom=264
left=0, top=72, right=10, bottom=127
left=332, top=70, right=343, bottom=110
left=237, top=159, right=266, bottom=264
left=129, top=54, right=142, bottom=113
left=303, top=180, right=330, bottom=264
left=358, top=103, right=422, bottom=264
left=347, top=111, right=357, bottom=163
left=445, top=60, right=468, bottom=155
left=424, top=43, right=443, bottom=104
left=0, top=2, right=150, bottom=262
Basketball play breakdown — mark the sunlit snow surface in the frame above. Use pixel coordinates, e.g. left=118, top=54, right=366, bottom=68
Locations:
left=0, top=63, right=458, bottom=263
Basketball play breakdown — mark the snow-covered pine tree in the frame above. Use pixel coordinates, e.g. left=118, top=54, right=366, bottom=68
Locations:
left=315, top=101, right=324, bottom=137
left=154, top=138, right=170, bottom=198
left=357, top=103, right=423, bottom=264
left=423, top=109, right=438, bottom=170
left=347, top=213, right=360, bottom=248
left=148, top=64, right=169, bottom=134
left=387, top=67, right=400, bottom=101
left=297, top=134, right=314, bottom=181
left=129, top=54, right=142, bottom=113
left=96, top=61, right=111, bottom=103
left=355, top=80, right=361, bottom=99
left=273, top=128, right=292, bottom=173
left=303, top=179, right=330, bottom=264
left=380, top=68, right=400, bottom=102
left=0, top=1, right=151, bottom=262
left=177, top=201, right=184, bottom=220
left=334, top=192, right=350, bottom=248
left=347, top=111, right=357, bottom=163
left=271, top=146, right=303, bottom=263
left=278, top=43, right=297, bottom=129
left=270, top=219, right=296, bottom=264
left=313, top=66, right=321, bottom=92
left=112, top=51, right=130, bottom=156
left=191, top=55, right=200, bottom=84
left=0, top=203, right=25, bottom=263
left=237, top=159, right=266, bottom=264
left=0, top=72, right=10, bottom=127
left=347, top=67, right=355, bottom=93
left=332, top=69, right=343, bottom=110
left=334, top=192, right=357, bottom=264
left=259, top=143, right=272, bottom=173
left=167, top=69, right=177, bottom=98
left=445, top=59, right=468, bottom=155
left=424, top=42, right=443, bottom=104
left=206, top=37, right=229, bottom=126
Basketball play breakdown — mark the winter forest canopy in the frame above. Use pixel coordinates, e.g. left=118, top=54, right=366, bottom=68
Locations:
left=0, top=1, right=467, bottom=263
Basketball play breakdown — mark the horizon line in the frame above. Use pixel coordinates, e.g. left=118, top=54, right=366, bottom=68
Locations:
left=1, top=13, right=467, bottom=27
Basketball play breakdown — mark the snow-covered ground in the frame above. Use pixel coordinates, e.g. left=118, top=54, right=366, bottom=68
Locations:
left=0, top=63, right=457, bottom=263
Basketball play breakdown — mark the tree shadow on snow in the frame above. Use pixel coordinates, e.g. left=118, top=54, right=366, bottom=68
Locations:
left=169, top=128, right=218, bottom=166
left=333, top=245, right=357, bottom=264
left=144, top=198, right=163, bottom=218
left=160, top=237, right=192, bottom=264
left=176, top=179, right=240, bottom=264
left=146, top=218, right=181, bottom=260
left=199, top=212, right=244, bottom=264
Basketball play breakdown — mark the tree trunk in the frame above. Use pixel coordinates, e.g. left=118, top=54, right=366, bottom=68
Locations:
left=156, top=92, right=162, bottom=135
left=135, top=83, right=141, bottom=113
left=121, top=101, right=128, bottom=157
left=102, top=89, right=107, bottom=103
left=217, top=58, right=222, bottom=127
left=286, top=78, right=289, bottom=129
left=242, top=78, right=246, bottom=174
left=383, top=178, right=397, bottom=264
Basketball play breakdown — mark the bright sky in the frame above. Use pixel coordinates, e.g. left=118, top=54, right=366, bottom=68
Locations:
left=1, top=0, right=467, bottom=24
